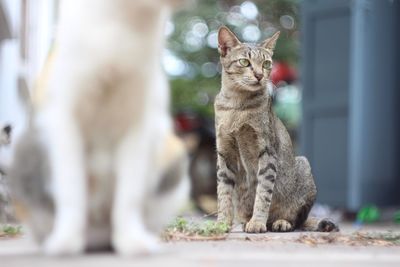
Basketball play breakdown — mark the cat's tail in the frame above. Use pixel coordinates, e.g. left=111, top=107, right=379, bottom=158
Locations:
left=300, top=217, right=339, bottom=232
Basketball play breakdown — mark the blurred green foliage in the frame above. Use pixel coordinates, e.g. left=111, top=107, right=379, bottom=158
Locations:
left=167, top=0, right=299, bottom=118
left=0, top=225, right=22, bottom=237
left=166, top=217, right=230, bottom=237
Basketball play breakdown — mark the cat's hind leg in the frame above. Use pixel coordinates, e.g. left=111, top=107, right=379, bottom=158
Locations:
left=294, top=156, right=338, bottom=232
left=267, top=156, right=315, bottom=232
left=268, top=202, right=297, bottom=232
left=271, top=219, right=293, bottom=232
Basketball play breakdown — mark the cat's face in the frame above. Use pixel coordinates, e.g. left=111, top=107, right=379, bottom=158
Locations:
left=218, top=26, right=280, bottom=92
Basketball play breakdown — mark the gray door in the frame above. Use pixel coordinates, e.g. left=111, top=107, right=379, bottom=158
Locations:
left=301, top=0, right=400, bottom=209
left=300, top=0, right=351, bottom=207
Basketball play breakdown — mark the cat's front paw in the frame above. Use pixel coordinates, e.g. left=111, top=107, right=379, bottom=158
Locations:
left=244, top=219, right=267, bottom=233
left=43, top=232, right=85, bottom=256
left=113, top=231, right=160, bottom=256
left=271, top=219, right=293, bottom=232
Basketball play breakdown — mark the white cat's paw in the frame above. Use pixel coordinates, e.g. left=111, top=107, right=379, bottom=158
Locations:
left=113, top=231, right=161, bottom=256
left=43, top=232, right=85, bottom=256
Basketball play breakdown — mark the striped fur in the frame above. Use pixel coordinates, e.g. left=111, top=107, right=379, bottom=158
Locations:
left=215, top=26, right=338, bottom=233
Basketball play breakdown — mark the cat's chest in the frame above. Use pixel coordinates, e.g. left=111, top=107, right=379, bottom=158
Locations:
left=216, top=108, right=268, bottom=135
left=214, top=93, right=270, bottom=133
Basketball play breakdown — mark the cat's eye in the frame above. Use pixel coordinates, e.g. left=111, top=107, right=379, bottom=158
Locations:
left=263, top=61, right=272, bottom=69
left=239, top=58, right=250, bottom=67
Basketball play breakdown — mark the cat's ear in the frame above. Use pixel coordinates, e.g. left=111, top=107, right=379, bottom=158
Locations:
left=262, top=31, right=280, bottom=51
left=218, top=26, right=241, bottom=57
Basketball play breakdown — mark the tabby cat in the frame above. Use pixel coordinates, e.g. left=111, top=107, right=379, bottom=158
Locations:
left=215, top=26, right=338, bottom=233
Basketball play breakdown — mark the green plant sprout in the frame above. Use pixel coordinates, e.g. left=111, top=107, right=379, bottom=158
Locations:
left=0, top=225, right=22, bottom=237
left=164, top=217, right=230, bottom=240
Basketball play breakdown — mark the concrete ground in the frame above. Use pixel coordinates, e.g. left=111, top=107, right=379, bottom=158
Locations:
left=1, top=223, right=400, bottom=267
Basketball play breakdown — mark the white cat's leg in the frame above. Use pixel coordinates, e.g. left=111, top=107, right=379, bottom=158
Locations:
left=112, top=126, right=160, bottom=256
left=42, top=112, right=86, bottom=255
left=146, top=170, right=190, bottom=232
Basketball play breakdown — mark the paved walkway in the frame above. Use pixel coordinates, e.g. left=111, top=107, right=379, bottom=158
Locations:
left=1, top=223, right=400, bottom=267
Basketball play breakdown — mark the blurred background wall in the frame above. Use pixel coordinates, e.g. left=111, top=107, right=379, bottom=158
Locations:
left=0, top=0, right=399, bottom=212
left=300, top=0, right=400, bottom=210
left=0, top=0, right=57, bottom=137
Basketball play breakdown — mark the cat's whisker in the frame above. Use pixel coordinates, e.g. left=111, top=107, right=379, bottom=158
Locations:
left=266, top=80, right=277, bottom=97
left=232, top=80, right=247, bottom=88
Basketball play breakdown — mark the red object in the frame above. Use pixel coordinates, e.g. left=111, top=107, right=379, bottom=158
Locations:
left=270, top=61, right=297, bottom=84
left=174, top=112, right=201, bottom=132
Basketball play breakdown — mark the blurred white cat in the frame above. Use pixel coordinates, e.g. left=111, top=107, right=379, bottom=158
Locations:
left=9, top=0, right=189, bottom=256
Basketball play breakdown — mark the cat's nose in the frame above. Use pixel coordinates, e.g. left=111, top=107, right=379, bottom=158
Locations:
left=254, top=73, right=263, bottom=81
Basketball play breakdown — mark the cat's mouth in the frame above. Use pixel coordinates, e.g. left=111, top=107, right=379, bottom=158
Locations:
left=242, top=81, right=264, bottom=92
left=248, top=80, right=263, bottom=87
